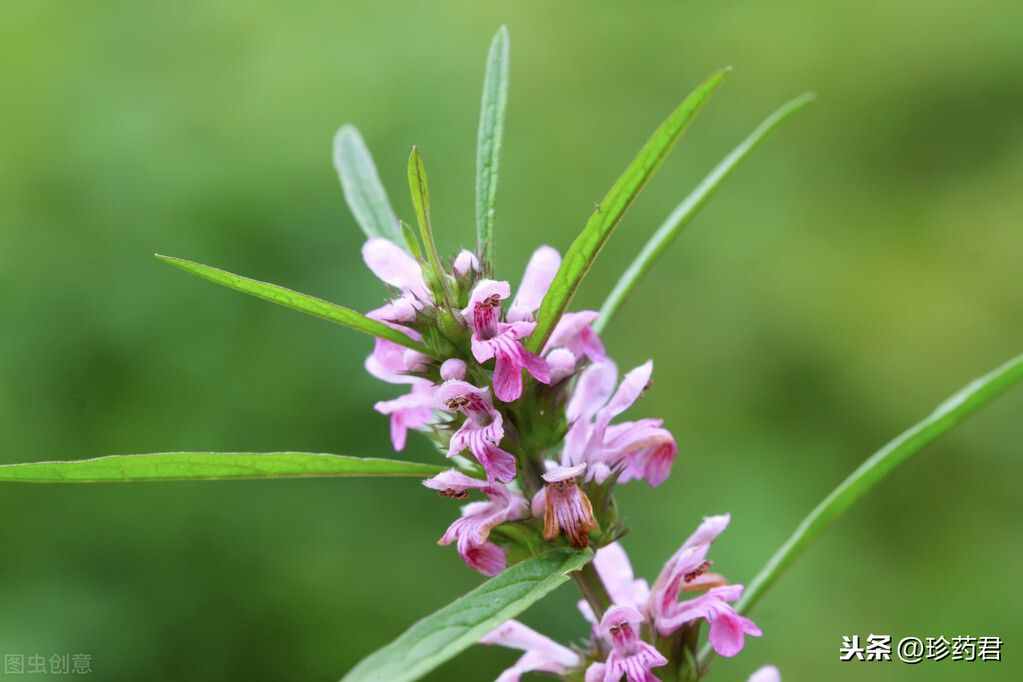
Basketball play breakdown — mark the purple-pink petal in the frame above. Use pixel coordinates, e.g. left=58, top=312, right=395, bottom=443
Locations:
left=546, top=348, right=577, bottom=383
left=595, top=361, right=653, bottom=428
left=362, top=238, right=431, bottom=303
left=463, top=541, right=506, bottom=576
left=453, top=249, right=480, bottom=277
left=507, top=245, right=560, bottom=323
left=748, top=666, right=781, bottom=682
left=422, top=469, right=490, bottom=494
left=482, top=620, right=580, bottom=682
left=566, top=361, right=618, bottom=423
left=439, top=358, right=467, bottom=381
left=592, top=543, right=651, bottom=612
left=708, top=609, right=762, bottom=658
left=545, top=310, right=607, bottom=361
left=373, top=383, right=434, bottom=451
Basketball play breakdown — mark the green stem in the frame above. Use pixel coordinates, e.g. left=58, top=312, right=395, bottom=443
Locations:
left=572, top=560, right=612, bottom=621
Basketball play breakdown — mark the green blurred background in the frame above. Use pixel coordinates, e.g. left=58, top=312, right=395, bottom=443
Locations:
left=1, top=2, right=1020, bottom=680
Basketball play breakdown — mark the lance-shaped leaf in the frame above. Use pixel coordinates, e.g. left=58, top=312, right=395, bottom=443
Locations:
left=0, top=452, right=449, bottom=483
left=341, top=548, right=593, bottom=682
left=595, top=92, right=815, bottom=333
left=475, top=25, right=510, bottom=273
left=334, top=125, right=404, bottom=244
left=156, top=254, right=430, bottom=355
left=407, top=146, right=455, bottom=309
left=527, top=68, right=729, bottom=352
left=697, top=352, right=1023, bottom=668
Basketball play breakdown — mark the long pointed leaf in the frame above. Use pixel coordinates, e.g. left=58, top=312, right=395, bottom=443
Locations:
left=595, top=93, right=815, bottom=333
left=697, top=352, right=1023, bottom=667
left=334, top=125, right=404, bottom=244
left=156, top=254, right=430, bottom=355
left=527, top=68, right=729, bottom=353
left=341, top=548, right=592, bottom=682
left=475, top=25, right=510, bottom=273
left=0, top=452, right=448, bottom=483
left=407, top=147, right=455, bottom=308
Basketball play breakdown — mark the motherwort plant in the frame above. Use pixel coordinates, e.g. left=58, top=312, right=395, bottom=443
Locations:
left=3, top=26, right=1021, bottom=682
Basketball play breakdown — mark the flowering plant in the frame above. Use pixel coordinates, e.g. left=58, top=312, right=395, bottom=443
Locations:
left=2, top=26, right=1021, bottom=682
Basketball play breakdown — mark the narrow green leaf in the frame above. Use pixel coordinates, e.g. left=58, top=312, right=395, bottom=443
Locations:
left=475, top=25, right=510, bottom=273
left=697, top=352, right=1023, bottom=668
left=526, top=68, right=730, bottom=353
left=334, top=125, right=404, bottom=244
left=0, top=452, right=448, bottom=483
left=407, top=146, right=455, bottom=308
left=341, top=548, right=593, bottom=682
left=400, top=219, right=425, bottom=262
left=595, top=93, right=815, bottom=333
left=156, top=254, right=430, bottom=355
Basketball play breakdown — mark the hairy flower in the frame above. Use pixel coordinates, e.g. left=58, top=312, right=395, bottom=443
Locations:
left=650, top=515, right=761, bottom=657
left=437, top=380, right=518, bottom=482
left=362, top=237, right=432, bottom=309
left=589, top=605, right=667, bottom=682
left=578, top=542, right=651, bottom=624
left=424, top=470, right=527, bottom=576
left=462, top=246, right=561, bottom=401
left=373, top=381, right=435, bottom=451
left=536, top=463, right=598, bottom=548
left=562, top=360, right=677, bottom=486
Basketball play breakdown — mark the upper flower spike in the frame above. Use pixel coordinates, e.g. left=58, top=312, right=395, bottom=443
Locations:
left=590, top=605, right=667, bottom=682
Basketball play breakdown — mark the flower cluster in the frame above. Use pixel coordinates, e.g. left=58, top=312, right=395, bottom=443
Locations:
left=362, top=240, right=677, bottom=565
left=483, top=516, right=767, bottom=680
left=359, top=234, right=767, bottom=679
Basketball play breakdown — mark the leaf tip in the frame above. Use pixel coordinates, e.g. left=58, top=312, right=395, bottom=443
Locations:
left=792, top=91, right=818, bottom=107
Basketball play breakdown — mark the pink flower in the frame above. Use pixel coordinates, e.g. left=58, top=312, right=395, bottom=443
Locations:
left=658, top=585, right=761, bottom=658
left=439, top=358, right=467, bottom=381
left=437, top=380, right=517, bottom=482
left=562, top=360, right=677, bottom=487
left=481, top=620, right=581, bottom=682
left=362, top=238, right=432, bottom=308
left=577, top=543, right=651, bottom=624
left=546, top=348, right=578, bottom=384
left=373, top=381, right=435, bottom=450
left=462, top=246, right=560, bottom=402
left=748, top=666, right=781, bottom=682
left=364, top=336, right=429, bottom=384
left=591, top=605, right=667, bottom=682
left=650, top=515, right=761, bottom=657
left=423, top=470, right=527, bottom=576
left=363, top=297, right=429, bottom=389
left=453, top=249, right=480, bottom=278
left=544, top=310, right=607, bottom=363
left=535, top=463, right=598, bottom=548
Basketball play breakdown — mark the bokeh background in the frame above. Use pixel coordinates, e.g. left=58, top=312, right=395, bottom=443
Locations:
left=1, top=2, right=1021, bottom=680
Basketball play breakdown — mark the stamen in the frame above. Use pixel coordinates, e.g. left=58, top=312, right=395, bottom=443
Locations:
left=683, top=561, right=711, bottom=583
